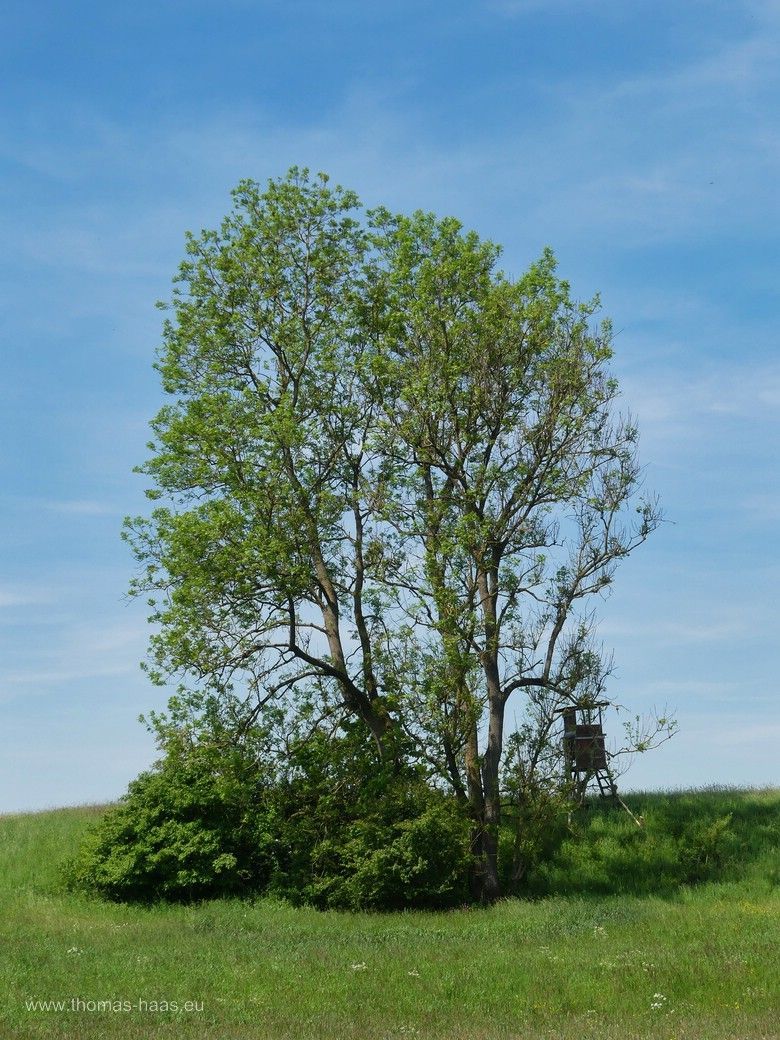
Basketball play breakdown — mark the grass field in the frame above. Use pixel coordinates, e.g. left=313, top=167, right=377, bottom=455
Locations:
left=1, top=788, right=778, bottom=1039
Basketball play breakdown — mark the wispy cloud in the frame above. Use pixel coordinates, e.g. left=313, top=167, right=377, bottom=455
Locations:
left=0, top=592, right=41, bottom=609
left=0, top=617, right=147, bottom=700
left=690, top=720, right=780, bottom=747
left=2, top=1, right=778, bottom=293
left=741, top=492, right=780, bottom=521
left=0, top=585, right=57, bottom=609
left=620, top=361, right=780, bottom=430
left=601, top=612, right=760, bottom=646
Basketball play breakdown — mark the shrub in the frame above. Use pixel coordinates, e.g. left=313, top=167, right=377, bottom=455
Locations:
left=300, top=794, right=471, bottom=911
left=66, top=723, right=472, bottom=910
left=499, top=786, right=572, bottom=893
left=679, top=812, right=738, bottom=883
left=64, top=739, right=276, bottom=902
left=265, top=728, right=472, bottom=910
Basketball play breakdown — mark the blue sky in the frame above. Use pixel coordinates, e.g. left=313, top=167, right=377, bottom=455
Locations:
left=2, top=0, right=778, bottom=811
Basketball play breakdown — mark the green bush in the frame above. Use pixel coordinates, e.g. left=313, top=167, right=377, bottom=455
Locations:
left=301, top=796, right=471, bottom=911
left=679, top=812, right=739, bottom=883
left=66, top=724, right=472, bottom=910
left=64, top=741, right=276, bottom=902
left=499, top=787, right=572, bottom=893
left=66, top=722, right=754, bottom=908
left=264, top=728, right=472, bottom=910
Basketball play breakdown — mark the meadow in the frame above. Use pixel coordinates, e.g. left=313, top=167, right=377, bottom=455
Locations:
left=0, top=788, right=777, bottom=1040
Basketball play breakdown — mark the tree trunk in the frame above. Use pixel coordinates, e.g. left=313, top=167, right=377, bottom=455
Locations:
left=468, top=818, right=485, bottom=902
left=480, top=818, right=501, bottom=903
left=466, top=810, right=502, bottom=903
left=474, top=694, right=504, bottom=903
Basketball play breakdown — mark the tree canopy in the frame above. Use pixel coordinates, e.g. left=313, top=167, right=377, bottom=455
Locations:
left=125, top=168, right=664, bottom=902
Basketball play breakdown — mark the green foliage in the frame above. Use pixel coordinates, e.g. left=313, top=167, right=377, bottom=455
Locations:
left=298, top=799, right=471, bottom=911
left=679, top=812, right=739, bottom=883
left=68, top=724, right=757, bottom=907
left=499, top=787, right=573, bottom=892
left=66, top=724, right=472, bottom=910
left=271, top=731, right=471, bottom=910
left=248, top=725, right=471, bottom=910
left=122, top=166, right=664, bottom=902
left=63, top=742, right=275, bottom=902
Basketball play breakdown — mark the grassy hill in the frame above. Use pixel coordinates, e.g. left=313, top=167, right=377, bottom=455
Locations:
left=0, top=788, right=778, bottom=1039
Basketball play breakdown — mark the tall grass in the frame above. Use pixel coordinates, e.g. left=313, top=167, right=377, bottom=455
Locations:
left=521, top=786, right=780, bottom=897
left=0, top=788, right=777, bottom=1039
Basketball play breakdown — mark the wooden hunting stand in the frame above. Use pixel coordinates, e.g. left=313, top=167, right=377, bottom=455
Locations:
left=562, top=703, right=618, bottom=801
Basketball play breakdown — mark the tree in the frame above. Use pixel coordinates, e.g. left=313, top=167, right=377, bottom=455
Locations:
left=127, top=168, right=664, bottom=904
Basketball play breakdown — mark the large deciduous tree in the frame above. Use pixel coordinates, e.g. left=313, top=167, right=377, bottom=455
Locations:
left=128, top=169, right=662, bottom=903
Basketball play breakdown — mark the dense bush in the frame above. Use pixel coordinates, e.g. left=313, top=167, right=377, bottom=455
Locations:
left=66, top=705, right=755, bottom=909
left=313, top=803, right=471, bottom=910
left=65, top=725, right=472, bottom=909
left=275, top=739, right=471, bottom=909
left=64, top=737, right=276, bottom=901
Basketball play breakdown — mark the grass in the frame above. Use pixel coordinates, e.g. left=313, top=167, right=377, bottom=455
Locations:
left=0, top=788, right=778, bottom=1039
